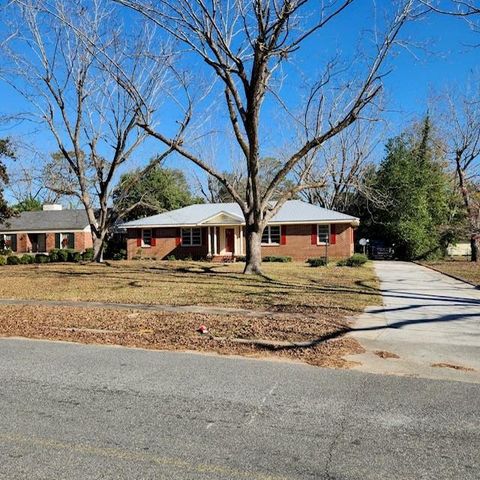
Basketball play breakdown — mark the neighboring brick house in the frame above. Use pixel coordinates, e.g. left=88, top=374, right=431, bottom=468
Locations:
left=121, top=200, right=359, bottom=261
left=0, top=204, right=93, bottom=254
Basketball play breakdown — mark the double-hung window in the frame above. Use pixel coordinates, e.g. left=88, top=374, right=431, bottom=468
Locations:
left=142, top=229, right=152, bottom=247
left=261, top=225, right=281, bottom=245
left=181, top=228, right=201, bottom=246
left=317, top=225, right=330, bottom=244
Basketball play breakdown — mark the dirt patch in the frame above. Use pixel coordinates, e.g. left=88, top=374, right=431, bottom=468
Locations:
left=431, top=362, right=475, bottom=372
left=374, top=350, right=400, bottom=359
left=0, top=304, right=363, bottom=369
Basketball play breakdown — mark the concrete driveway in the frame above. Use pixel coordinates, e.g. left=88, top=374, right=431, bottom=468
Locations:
left=348, top=261, right=480, bottom=382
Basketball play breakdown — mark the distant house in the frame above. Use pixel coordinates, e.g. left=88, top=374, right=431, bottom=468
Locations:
left=0, top=204, right=92, bottom=254
left=121, top=200, right=359, bottom=261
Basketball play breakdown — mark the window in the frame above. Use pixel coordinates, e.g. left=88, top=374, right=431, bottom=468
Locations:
left=317, top=225, right=330, bottom=244
left=142, top=229, right=152, bottom=247
left=1, top=234, right=17, bottom=252
left=181, top=228, right=202, bottom=246
left=262, top=225, right=281, bottom=245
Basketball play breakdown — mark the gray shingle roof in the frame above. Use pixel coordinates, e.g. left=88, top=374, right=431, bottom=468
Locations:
left=120, top=200, right=359, bottom=228
left=0, top=209, right=90, bottom=232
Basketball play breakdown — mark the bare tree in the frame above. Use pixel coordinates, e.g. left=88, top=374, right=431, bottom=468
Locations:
left=441, top=85, right=480, bottom=261
left=300, top=121, right=381, bottom=211
left=114, top=0, right=422, bottom=274
left=1, top=0, right=171, bottom=261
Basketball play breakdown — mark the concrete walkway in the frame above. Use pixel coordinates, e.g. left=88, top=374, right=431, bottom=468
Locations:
left=347, top=261, right=480, bottom=383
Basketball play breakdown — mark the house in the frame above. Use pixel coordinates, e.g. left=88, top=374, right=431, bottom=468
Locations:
left=121, top=200, right=359, bottom=261
left=0, top=204, right=93, bottom=254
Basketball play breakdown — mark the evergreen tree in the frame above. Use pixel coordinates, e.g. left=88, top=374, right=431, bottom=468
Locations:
left=114, top=165, right=202, bottom=222
left=0, top=139, right=15, bottom=222
left=372, top=117, right=450, bottom=260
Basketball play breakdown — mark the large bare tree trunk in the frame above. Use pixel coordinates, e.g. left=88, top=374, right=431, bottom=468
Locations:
left=92, top=234, right=105, bottom=263
left=471, top=235, right=479, bottom=263
left=244, top=223, right=263, bottom=275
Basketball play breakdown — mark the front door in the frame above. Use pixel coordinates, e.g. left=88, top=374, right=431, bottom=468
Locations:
left=225, top=228, right=235, bottom=254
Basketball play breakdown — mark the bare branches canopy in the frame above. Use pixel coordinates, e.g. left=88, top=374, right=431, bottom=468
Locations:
left=111, top=0, right=422, bottom=273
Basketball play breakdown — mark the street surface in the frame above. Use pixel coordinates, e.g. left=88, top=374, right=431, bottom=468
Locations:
left=0, top=338, right=478, bottom=479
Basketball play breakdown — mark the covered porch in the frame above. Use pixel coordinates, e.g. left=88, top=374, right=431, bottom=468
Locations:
left=205, top=225, right=245, bottom=259
left=201, top=212, right=245, bottom=259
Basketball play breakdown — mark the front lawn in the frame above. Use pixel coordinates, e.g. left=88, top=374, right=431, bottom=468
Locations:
left=0, top=260, right=380, bottom=313
left=420, top=259, right=480, bottom=286
left=0, top=260, right=381, bottom=367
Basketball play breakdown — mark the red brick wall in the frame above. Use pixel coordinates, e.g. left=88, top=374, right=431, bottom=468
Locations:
left=74, top=231, right=93, bottom=251
left=126, top=224, right=354, bottom=261
left=127, top=227, right=209, bottom=260
left=261, top=223, right=354, bottom=260
left=9, top=231, right=92, bottom=254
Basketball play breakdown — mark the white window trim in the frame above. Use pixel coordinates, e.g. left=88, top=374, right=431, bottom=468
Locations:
left=181, top=227, right=202, bottom=247
left=261, top=225, right=281, bottom=246
left=317, top=224, right=330, bottom=245
left=142, top=228, right=152, bottom=248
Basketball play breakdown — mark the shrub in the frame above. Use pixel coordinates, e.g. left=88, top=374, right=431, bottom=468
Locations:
left=0, top=248, right=12, bottom=256
left=49, top=248, right=61, bottom=262
left=0, top=255, right=6, bottom=266
left=166, top=254, right=176, bottom=261
left=235, top=255, right=246, bottom=262
left=336, top=258, right=348, bottom=267
left=82, top=248, right=95, bottom=261
left=35, top=253, right=50, bottom=264
left=68, top=250, right=82, bottom=263
left=112, top=249, right=127, bottom=261
left=262, top=255, right=292, bottom=263
left=345, top=253, right=368, bottom=267
left=20, top=254, right=35, bottom=264
left=7, top=255, right=20, bottom=265
left=183, top=255, right=193, bottom=261
left=306, top=257, right=327, bottom=267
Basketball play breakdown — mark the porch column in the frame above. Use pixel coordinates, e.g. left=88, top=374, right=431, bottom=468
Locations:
left=207, top=226, right=212, bottom=256
left=239, top=227, right=244, bottom=255
left=213, top=227, right=217, bottom=255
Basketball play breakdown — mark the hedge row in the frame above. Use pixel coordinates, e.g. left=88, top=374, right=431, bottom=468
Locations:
left=307, top=253, right=369, bottom=268
left=0, top=248, right=95, bottom=266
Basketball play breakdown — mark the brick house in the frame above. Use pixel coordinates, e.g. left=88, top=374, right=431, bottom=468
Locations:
left=121, top=200, right=359, bottom=261
left=0, top=204, right=93, bottom=254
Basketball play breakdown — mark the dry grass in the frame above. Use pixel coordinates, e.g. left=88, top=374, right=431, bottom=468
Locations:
left=0, top=304, right=364, bottom=368
left=0, top=260, right=381, bottom=314
left=374, top=350, right=400, bottom=359
left=0, top=261, right=380, bottom=368
left=431, top=362, right=475, bottom=372
left=421, top=259, right=480, bottom=286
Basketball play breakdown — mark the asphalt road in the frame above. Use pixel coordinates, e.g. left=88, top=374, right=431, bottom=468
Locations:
left=0, top=338, right=479, bottom=480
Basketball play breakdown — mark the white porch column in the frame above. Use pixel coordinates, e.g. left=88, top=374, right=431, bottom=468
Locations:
left=213, top=227, right=217, bottom=255
left=239, top=226, right=244, bottom=255
left=207, top=226, right=211, bottom=255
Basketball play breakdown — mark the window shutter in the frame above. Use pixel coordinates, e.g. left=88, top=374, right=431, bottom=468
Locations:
left=11, top=234, right=17, bottom=252
left=330, top=225, right=337, bottom=245
left=151, top=229, right=157, bottom=247
left=202, top=227, right=207, bottom=246
left=311, top=225, right=317, bottom=245
left=280, top=225, right=287, bottom=245
left=67, top=233, right=75, bottom=249
left=55, top=233, right=61, bottom=249
left=136, top=229, right=142, bottom=247
left=175, top=228, right=181, bottom=246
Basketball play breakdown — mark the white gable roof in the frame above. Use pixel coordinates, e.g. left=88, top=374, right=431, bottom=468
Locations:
left=121, top=200, right=358, bottom=228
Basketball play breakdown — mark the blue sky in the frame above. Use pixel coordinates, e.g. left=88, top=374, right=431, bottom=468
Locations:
left=0, top=1, right=478, bottom=202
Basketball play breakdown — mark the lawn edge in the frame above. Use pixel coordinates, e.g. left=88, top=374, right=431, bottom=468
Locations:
left=414, top=261, right=479, bottom=288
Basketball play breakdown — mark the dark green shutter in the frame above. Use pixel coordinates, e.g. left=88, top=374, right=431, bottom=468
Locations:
left=67, top=233, right=75, bottom=249
left=55, top=233, right=61, bottom=249
left=10, top=234, right=17, bottom=252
